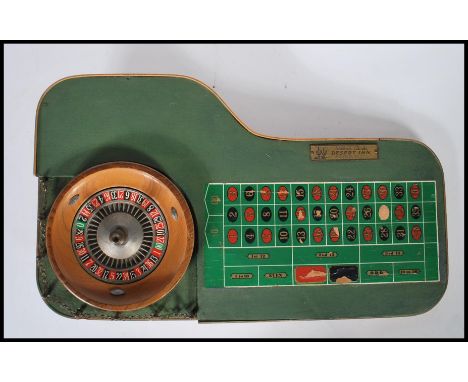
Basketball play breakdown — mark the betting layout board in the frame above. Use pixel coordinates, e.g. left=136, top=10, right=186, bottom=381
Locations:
left=204, top=181, right=439, bottom=287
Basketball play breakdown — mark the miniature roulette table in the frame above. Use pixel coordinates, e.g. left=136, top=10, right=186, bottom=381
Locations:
left=35, top=75, right=447, bottom=321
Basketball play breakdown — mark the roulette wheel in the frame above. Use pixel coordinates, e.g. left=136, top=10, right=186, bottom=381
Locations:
left=35, top=74, right=448, bottom=321
left=46, top=163, right=194, bottom=311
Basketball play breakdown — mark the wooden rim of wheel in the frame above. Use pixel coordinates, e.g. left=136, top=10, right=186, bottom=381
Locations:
left=46, top=162, right=195, bottom=311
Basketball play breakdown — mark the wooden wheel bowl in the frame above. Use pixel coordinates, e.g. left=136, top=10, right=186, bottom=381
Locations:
left=46, top=162, right=195, bottom=311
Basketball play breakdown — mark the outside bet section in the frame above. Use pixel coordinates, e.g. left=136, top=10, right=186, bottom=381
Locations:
left=204, top=181, right=439, bottom=288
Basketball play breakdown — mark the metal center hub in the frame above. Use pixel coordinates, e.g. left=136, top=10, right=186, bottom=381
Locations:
left=110, top=226, right=128, bottom=245
left=96, top=212, right=144, bottom=260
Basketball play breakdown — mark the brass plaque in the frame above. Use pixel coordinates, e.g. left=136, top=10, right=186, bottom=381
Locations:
left=310, top=144, right=378, bottom=160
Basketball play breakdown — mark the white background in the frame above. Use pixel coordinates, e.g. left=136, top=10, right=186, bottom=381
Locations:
left=4, top=44, right=464, bottom=338
left=1, top=1, right=468, bottom=40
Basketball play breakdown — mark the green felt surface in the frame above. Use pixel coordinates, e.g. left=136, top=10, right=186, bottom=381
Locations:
left=35, top=75, right=448, bottom=321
